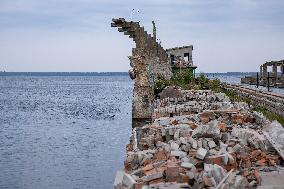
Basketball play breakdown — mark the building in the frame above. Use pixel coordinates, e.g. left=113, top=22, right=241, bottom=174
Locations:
left=166, top=45, right=197, bottom=76
left=241, top=60, right=284, bottom=88
left=166, top=46, right=193, bottom=67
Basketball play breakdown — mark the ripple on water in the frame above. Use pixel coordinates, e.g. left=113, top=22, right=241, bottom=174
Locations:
left=0, top=76, right=133, bottom=189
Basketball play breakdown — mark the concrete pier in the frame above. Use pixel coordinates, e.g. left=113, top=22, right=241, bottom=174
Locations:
left=241, top=60, right=284, bottom=88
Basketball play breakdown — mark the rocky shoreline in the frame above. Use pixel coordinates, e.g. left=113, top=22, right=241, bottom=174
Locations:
left=114, top=87, right=284, bottom=189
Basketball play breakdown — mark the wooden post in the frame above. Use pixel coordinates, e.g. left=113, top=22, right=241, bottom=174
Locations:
left=267, top=72, right=270, bottom=92
left=256, top=72, right=259, bottom=88
left=263, top=64, right=267, bottom=85
left=273, top=64, right=277, bottom=86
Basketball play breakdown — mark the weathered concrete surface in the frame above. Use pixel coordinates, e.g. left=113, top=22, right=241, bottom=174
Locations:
left=131, top=56, right=154, bottom=120
left=257, top=171, right=284, bottom=189
left=263, top=121, right=284, bottom=159
left=111, top=18, right=173, bottom=121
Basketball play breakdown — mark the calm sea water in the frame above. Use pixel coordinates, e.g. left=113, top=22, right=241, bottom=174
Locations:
left=0, top=72, right=283, bottom=189
left=0, top=75, right=132, bottom=189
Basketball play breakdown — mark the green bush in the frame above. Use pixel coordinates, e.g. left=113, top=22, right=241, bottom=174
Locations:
left=154, top=75, right=170, bottom=92
left=154, top=68, right=195, bottom=91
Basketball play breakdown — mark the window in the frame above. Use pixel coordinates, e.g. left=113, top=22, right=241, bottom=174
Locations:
left=170, top=55, right=175, bottom=65
left=184, top=53, right=190, bottom=61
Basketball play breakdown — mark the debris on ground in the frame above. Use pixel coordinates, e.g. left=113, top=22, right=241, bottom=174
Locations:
left=114, top=89, right=284, bottom=189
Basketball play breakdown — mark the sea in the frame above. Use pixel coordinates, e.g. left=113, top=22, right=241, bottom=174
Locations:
left=0, top=73, right=132, bottom=189
left=0, top=72, right=283, bottom=189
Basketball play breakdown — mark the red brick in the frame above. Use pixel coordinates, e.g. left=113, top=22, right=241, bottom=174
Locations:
left=154, top=149, right=168, bottom=161
left=127, top=143, right=133, bottom=151
left=189, top=121, right=197, bottom=129
left=165, top=165, right=179, bottom=182
left=170, top=118, right=178, bottom=125
left=218, top=122, right=227, bottom=132
left=206, top=155, right=223, bottom=166
left=143, top=164, right=154, bottom=173
left=179, top=173, right=190, bottom=183
left=256, top=158, right=267, bottom=166
left=251, top=150, right=261, bottom=159
left=200, top=113, right=210, bottom=124
left=142, top=156, right=152, bottom=165
left=124, top=159, right=132, bottom=172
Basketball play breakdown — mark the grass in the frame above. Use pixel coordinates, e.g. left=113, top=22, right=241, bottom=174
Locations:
left=210, top=80, right=284, bottom=126
left=253, top=107, right=284, bottom=126
left=216, top=80, right=284, bottom=127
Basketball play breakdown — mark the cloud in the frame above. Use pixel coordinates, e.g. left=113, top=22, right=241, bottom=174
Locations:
left=0, top=29, right=134, bottom=72
left=0, top=0, right=284, bottom=72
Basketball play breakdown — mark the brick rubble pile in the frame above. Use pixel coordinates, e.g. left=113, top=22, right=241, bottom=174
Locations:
left=114, top=89, right=284, bottom=189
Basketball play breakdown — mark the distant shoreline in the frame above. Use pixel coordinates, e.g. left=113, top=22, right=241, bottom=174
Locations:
left=0, top=72, right=129, bottom=76
left=0, top=72, right=257, bottom=77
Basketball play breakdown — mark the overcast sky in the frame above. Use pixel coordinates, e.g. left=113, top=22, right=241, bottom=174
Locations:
left=0, top=0, right=284, bottom=72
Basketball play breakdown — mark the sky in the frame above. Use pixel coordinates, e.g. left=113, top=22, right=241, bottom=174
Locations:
left=0, top=0, right=284, bottom=73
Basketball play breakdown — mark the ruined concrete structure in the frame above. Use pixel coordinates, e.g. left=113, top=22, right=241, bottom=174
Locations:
left=259, top=60, right=284, bottom=87
left=166, top=46, right=196, bottom=69
left=111, top=18, right=195, bottom=124
left=241, top=60, right=284, bottom=88
left=111, top=18, right=172, bottom=123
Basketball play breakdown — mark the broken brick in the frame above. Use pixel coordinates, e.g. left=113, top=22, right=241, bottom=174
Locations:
left=165, top=165, right=179, bottom=182
left=154, top=149, right=168, bottom=161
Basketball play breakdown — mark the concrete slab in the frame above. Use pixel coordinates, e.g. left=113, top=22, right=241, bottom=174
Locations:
left=258, top=171, right=284, bottom=189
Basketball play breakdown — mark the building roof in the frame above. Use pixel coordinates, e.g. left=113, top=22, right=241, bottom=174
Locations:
left=165, top=45, right=193, bottom=52
left=263, top=60, right=284, bottom=66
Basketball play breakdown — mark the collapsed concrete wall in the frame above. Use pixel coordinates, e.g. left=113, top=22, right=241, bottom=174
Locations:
left=111, top=18, right=173, bottom=121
